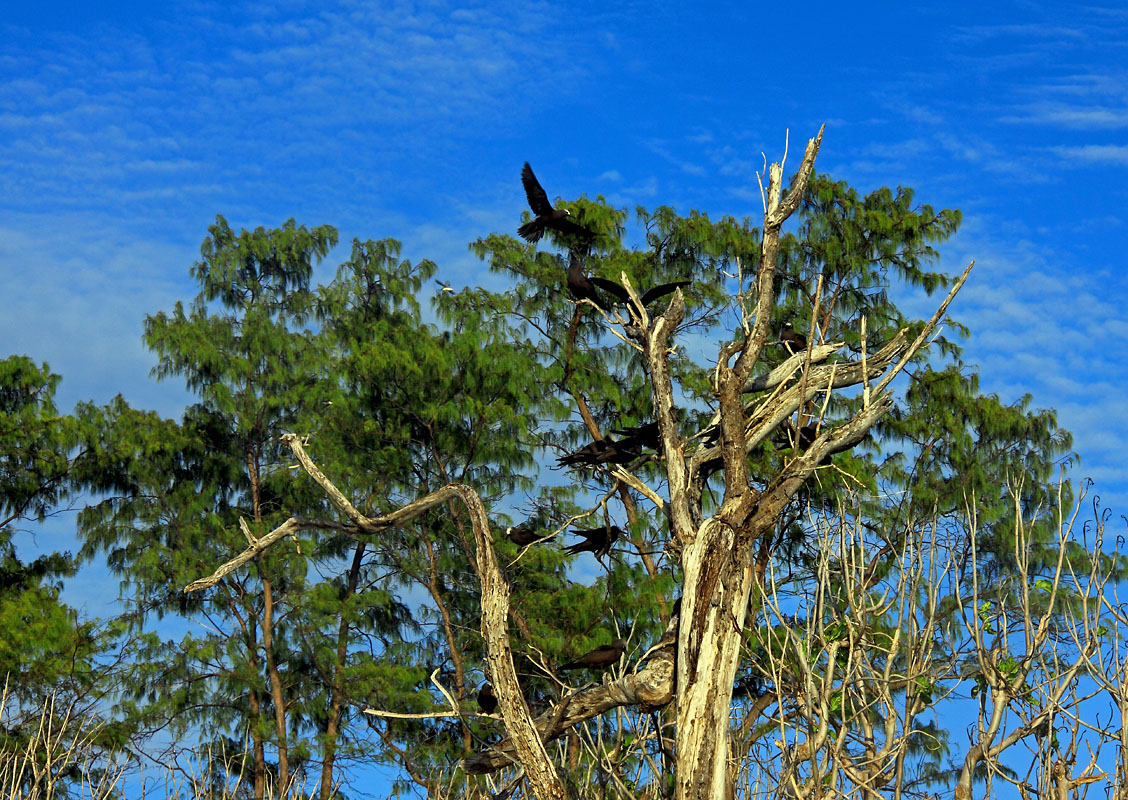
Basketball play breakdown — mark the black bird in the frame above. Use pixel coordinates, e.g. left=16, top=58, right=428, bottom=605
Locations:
left=566, top=252, right=609, bottom=310
left=699, top=455, right=724, bottom=481
left=610, top=421, right=662, bottom=451
left=556, top=438, right=609, bottom=466
left=775, top=422, right=818, bottom=450
left=589, top=277, right=692, bottom=318
left=518, top=163, right=591, bottom=243
left=507, top=526, right=544, bottom=547
left=590, top=442, right=642, bottom=465
left=477, top=683, right=498, bottom=714
left=557, top=440, right=641, bottom=466
left=565, top=525, right=622, bottom=557
left=781, top=322, right=808, bottom=354
left=558, top=639, right=627, bottom=671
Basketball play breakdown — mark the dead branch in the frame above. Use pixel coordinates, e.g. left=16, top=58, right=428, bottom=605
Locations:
left=185, top=435, right=568, bottom=799
left=464, top=637, right=677, bottom=774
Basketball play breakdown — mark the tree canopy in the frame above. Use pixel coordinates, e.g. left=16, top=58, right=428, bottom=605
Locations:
left=4, top=132, right=1127, bottom=800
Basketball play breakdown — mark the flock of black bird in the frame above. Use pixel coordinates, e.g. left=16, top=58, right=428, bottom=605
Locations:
left=506, top=522, right=621, bottom=559
left=472, top=165, right=837, bottom=716
left=519, top=160, right=808, bottom=350
left=556, top=421, right=662, bottom=468
left=510, top=164, right=827, bottom=552
left=519, top=162, right=689, bottom=317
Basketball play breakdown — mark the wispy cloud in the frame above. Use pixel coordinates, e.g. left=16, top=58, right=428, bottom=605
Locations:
left=952, top=23, right=1088, bottom=43
left=1049, top=144, right=1128, bottom=165
left=1004, top=104, right=1128, bottom=129
left=0, top=0, right=609, bottom=219
left=643, top=139, right=708, bottom=177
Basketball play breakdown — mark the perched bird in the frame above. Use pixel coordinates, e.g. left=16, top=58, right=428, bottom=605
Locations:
left=556, top=438, right=610, bottom=466
left=772, top=422, right=816, bottom=451
left=477, top=683, right=497, bottom=714
left=589, top=277, right=692, bottom=318
left=518, top=163, right=591, bottom=243
left=565, top=525, right=622, bottom=557
left=771, top=422, right=816, bottom=453
left=566, top=252, right=609, bottom=310
left=781, top=322, right=808, bottom=354
left=698, top=455, right=724, bottom=481
left=610, top=421, right=662, bottom=451
left=507, top=526, right=544, bottom=547
left=556, top=439, right=641, bottom=467
left=556, top=421, right=662, bottom=468
left=558, top=639, right=628, bottom=672
left=589, top=442, right=642, bottom=465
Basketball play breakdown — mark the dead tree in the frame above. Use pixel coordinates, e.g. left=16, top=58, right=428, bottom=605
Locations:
left=186, top=128, right=979, bottom=800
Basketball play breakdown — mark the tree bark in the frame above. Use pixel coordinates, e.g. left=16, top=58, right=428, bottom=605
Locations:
left=665, top=128, right=824, bottom=800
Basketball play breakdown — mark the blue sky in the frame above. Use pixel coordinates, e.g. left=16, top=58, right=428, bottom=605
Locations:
left=2, top=0, right=1127, bottom=794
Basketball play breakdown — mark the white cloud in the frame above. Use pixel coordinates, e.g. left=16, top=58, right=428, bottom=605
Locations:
left=1005, top=105, right=1128, bottom=129
left=1050, top=144, right=1128, bottom=165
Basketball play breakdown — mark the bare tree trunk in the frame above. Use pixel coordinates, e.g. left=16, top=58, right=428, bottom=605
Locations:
left=675, top=522, right=756, bottom=800
left=660, top=128, right=825, bottom=800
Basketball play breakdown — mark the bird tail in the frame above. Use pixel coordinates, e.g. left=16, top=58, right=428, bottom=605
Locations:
left=517, top=221, right=542, bottom=242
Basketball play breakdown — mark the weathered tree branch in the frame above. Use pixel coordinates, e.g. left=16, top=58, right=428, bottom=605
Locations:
left=184, top=516, right=349, bottom=593
left=185, top=436, right=568, bottom=799
left=464, top=635, right=677, bottom=774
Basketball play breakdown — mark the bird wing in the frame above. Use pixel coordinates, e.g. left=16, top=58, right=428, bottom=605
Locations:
left=611, top=422, right=659, bottom=441
left=569, top=526, right=603, bottom=539
left=588, top=276, right=630, bottom=304
left=594, top=446, right=639, bottom=464
left=640, top=280, right=692, bottom=306
left=521, top=163, right=554, bottom=216
left=564, top=541, right=594, bottom=556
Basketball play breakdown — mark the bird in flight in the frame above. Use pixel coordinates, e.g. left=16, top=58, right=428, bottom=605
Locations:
left=518, top=163, right=591, bottom=243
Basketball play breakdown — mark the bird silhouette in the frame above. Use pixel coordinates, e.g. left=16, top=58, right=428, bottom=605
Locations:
left=557, top=421, right=663, bottom=467
left=477, top=683, right=497, bottom=713
left=773, top=422, right=818, bottom=450
left=556, top=438, right=609, bottom=466
left=558, top=639, right=627, bottom=671
left=518, top=163, right=591, bottom=243
left=507, top=526, right=544, bottom=547
left=557, top=439, right=641, bottom=467
left=588, top=276, right=691, bottom=317
left=565, top=525, right=622, bottom=557
left=610, top=421, right=662, bottom=451
left=566, top=251, right=610, bottom=310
